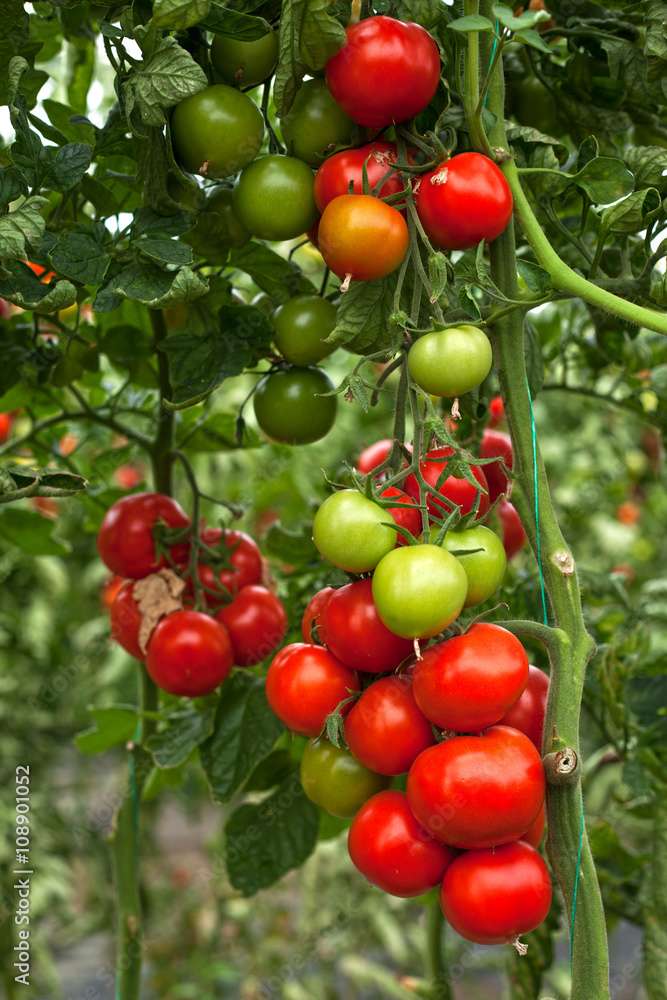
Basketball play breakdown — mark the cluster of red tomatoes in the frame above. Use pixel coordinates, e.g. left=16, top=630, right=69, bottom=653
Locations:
left=98, top=492, right=287, bottom=696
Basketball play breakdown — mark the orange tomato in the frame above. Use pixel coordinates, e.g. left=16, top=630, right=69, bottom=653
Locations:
left=317, top=194, right=409, bottom=283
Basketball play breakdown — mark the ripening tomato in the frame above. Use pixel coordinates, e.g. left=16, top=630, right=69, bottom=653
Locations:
left=97, top=493, right=190, bottom=579
left=412, top=624, right=529, bottom=733
left=499, top=665, right=549, bottom=751
left=440, top=841, right=552, bottom=945
left=102, top=575, right=125, bottom=610
left=498, top=499, right=527, bottom=559
left=480, top=429, right=513, bottom=502
left=194, top=528, right=263, bottom=605
left=488, top=395, right=505, bottom=426
left=372, top=544, right=468, bottom=639
left=440, top=524, right=507, bottom=607
left=405, top=447, right=489, bottom=519
left=321, top=579, right=413, bottom=673
left=171, top=84, right=264, bottom=178
left=281, top=78, right=355, bottom=166
left=381, top=485, right=421, bottom=543
left=265, top=643, right=359, bottom=736
left=0, top=412, right=13, bottom=443
left=233, top=155, right=318, bottom=241
left=416, top=153, right=513, bottom=251
left=301, top=586, right=335, bottom=644
left=348, top=790, right=454, bottom=897
left=318, top=194, right=409, bottom=282
left=300, top=739, right=388, bottom=817
left=313, top=490, right=396, bottom=573
left=616, top=500, right=641, bottom=526
left=408, top=326, right=493, bottom=398
left=314, top=141, right=406, bottom=213
left=326, top=16, right=440, bottom=128
left=356, top=438, right=393, bottom=474
left=253, top=367, right=338, bottom=445
left=146, top=610, right=233, bottom=697
left=216, top=585, right=287, bottom=666
left=114, top=464, right=144, bottom=490
left=273, top=295, right=337, bottom=366
left=345, top=675, right=435, bottom=775
left=110, top=582, right=145, bottom=660
left=210, top=29, right=278, bottom=88
left=522, top=801, right=546, bottom=848
left=407, top=725, right=545, bottom=849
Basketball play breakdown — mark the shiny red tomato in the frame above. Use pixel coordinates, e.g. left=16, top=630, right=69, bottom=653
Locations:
left=480, top=429, right=513, bottom=502
left=348, top=790, right=454, bottom=897
left=102, top=575, right=125, bottom=610
left=522, top=801, right=546, bottom=848
left=345, top=675, right=435, bottom=775
left=498, top=499, right=527, bottom=559
left=488, top=395, right=505, bottom=426
left=321, top=578, right=413, bottom=673
left=265, top=643, right=359, bottom=736
left=146, top=610, right=233, bottom=697
left=318, top=194, right=409, bottom=282
left=216, top=585, right=287, bottom=666
left=314, top=142, right=406, bottom=213
left=301, top=586, right=335, bottom=643
left=381, top=485, right=421, bottom=543
left=97, top=493, right=190, bottom=579
left=416, top=153, right=513, bottom=250
left=413, top=624, right=529, bottom=733
left=405, top=447, right=489, bottom=518
left=326, top=16, right=440, bottom=128
left=110, top=582, right=144, bottom=660
left=499, top=665, right=549, bottom=751
left=407, top=725, right=545, bottom=849
left=195, top=528, right=263, bottom=605
left=0, top=412, right=13, bottom=443
left=356, top=438, right=393, bottom=474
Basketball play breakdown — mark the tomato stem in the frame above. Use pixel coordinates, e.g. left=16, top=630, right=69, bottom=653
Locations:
left=424, top=896, right=452, bottom=999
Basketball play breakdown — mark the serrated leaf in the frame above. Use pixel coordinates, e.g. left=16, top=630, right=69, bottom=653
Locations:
left=0, top=165, right=28, bottom=207
left=0, top=508, right=70, bottom=555
left=228, top=241, right=316, bottom=303
left=274, top=0, right=345, bottom=116
left=624, top=146, right=667, bottom=192
left=329, top=277, right=399, bottom=355
left=75, top=707, right=138, bottom=755
left=49, top=230, right=112, bottom=286
left=146, top=701, right=216, bottom=768
left=0, top=261, right=77, bottom=313
left=124, top=37, right=207, bottom=127
left=572, top=157, right=634, bottom=206
left=202, top=1, right=271, bottom=38
left=135, top=235, right=194, bottom=269
left=46, top=142, right=93, bottom=191
left=94, top=260, right=208, bottom=312
left=152, top=0, right=210, bottom=30
left=514, top=28, right=552, bottom=54
left=0, top=195, right=47, bottom=258
left=447, top=14, right=495, bottom=32
left=600, top=188, right=662, bottom=234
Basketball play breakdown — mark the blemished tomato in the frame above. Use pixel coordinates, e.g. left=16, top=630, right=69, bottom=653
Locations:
left=408, top=326, right=493, bottom=398
left=405, top=447, right=489, bottom=519
left=345, top=675, right=435, bottom=775
left=318, top=194, right=409, bottom=282
left=488, top=394, right=505, bottom=426
left=321, top=578, right=413, bottom=673
left=102, top=575, right=125, bottom=610
left=499, top=665, right=549, bottom=751
left=110, top=582, right=145, bottom=660
left=216, top=584, right=287, bottom=666
left=440, top=524, right=507, bottom=607
left=146, top=610, right=233, bottom=697
left=480, top=429, right=513, bottom=502
left=407, top=725, right=545, bottom=849
left=97, top=493, right=190, bottom=579
left=372, top=544, right=467, bottom=639
left=195, top=528, right=263, bottom=604
left=281, top=79, right=355, bottom=166
left=326, top=16, right=440, bottom=128
left=171, top=84, right=264, bottom=179
left=233, top=155, right=318, bottom=240
left=356, top=438, right=393, bottom=474
left=314, top=141, right=406, bottom=213
left=0, top=412, right=13, bottom=443
left=211, top=29, right=278, bottom=88
left=265, top=642, right=359, bottom=736
left=440, top=841, right=552, bottom=945
left=253, top=367, right=337, bottom=445
left=381, top=485, right=421, bottom=542
left=416, top=153, right=513, bottom=251
left=273, top=295, right=337, bottom=366
left=522, top=801, right=546, bottom=848
left=313, top=490, right=396, bottom=573
left=300, top=739, right=388, bottom=818
left=301, top=586, right=335, bottom=643
left=412, top=623, right=529, bottom=733
left=498, top=499, right=527, bottom=559
left=185, top=187, right=250, bottom=263
left=348, top=790, right=454, bottom=897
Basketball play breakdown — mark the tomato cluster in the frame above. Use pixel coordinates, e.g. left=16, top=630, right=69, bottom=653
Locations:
left=98, top=493, right=287, bottom=696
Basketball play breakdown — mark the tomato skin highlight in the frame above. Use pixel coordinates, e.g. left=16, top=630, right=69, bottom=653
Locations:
left=110, top=582, right=145, bottom=660
left=171, top=84, right=264, bottom=179
left=440, top=841, right=552, bottom=945
left=405, top=447, right=489, bottom=519
left=301, top=586, right=335, bottom=643
left=97, top=492, right=190, bottom=579
left=314, top=141, right=405, bottom=213
left=321, top=578, right=413, bottom=674
left=318, top=194, right=409, bottom=282
left=216, top=584, right=287, bottom=666
left=326, top=16, right=440, bottom=129
left=480, top=429, right=513, bottom=502
left=146, top=610, right=233, bottom=697
left=348, top=790, right=455, bottom=897
left=412, top=623, right=529, bottom=733
left=406, top=725, right=545, bottom=849
left=345, top=675, right=435, bottom=775
left=265, top=642, right=359, bottom=737
left=372, top=544, right=468, bottom=639
left=499, top=664, right=549, bottom=751
left=300, top=739, right=388, bottom=817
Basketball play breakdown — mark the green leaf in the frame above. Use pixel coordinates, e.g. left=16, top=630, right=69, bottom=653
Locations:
left=624, top=146, right=667, bottom=192
left=135, top=235, right=194, bottom=269
left=572, top=157, right=634, bottom=206
left=49, top=229, right=112, bottom=286
left=94, top=260, right=208, bottom=312
left=264, top=521, right=317, bottom=564
left=516, top=259, right=551, bottom=297
left=447, top=14, right=495, bottom=32
left=0, top=508, right=70, bottom=555
left=0, top=165, right=28, bottom=207
left=42, top=99, right=96, bottom=145
left=99, top=325, right=153, bottom=366
left=153, top=0, right=211, bottom=30
left=145, top=701, right=217, bottom=768
left=492, top=2, right=550, bottom=31
left=45, top=142, right=93, bottom=191
left=0, top=466, right=86, bottom=501
left=329, top=278, right=399, bottom=355
left=0, top=4, right=41, bottom=107
left=0, top=262, right=77, bottom=313
left=202, top=2, right=271, bottom=38
left=180, top=411, right=261, bottom=451
left=600, top=188, right=662, bottom=234
left=0, top=196, right=47, bottom=258
left=123, top=37, right=207, bottom=128
left=274, top=0, right=345, bottom=116
left=513, top=28, right=552, bottom=55
left=228, top=242, right=316, bottom=303
left=224, top=771, right=319, bottom=895
left=200, top=672, right=284, bottom=802
left=75, top=707, right=138, bottom=755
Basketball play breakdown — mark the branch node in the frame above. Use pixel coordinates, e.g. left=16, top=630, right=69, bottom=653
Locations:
left=543, top=747, right=580, bottom=785
left=551, top=549, right=575, bottom=575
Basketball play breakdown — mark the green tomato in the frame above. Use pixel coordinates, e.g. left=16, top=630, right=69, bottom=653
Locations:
left=211, top=29, right=278, bottom=89
left=510, top=78, right=559, bottom=135
left=300, top=739, right=388, bottom=818
left=372, top=544, right=467, bottom=639
left=233, top=155, right=318, bottom=241
left=273, top=295, right=337, bottom=365
left=253, top=366, right=337, bottom=445
left=185, top=186, right=250, bottom=263
left=435, top=524, right=507, bottom=608
left=171, top=84, right=264, bottom=179
left=281, top=79, right=355, bottom=166
left=313, top=490, right=396, bottom=573
left=408, top=326, right=493, bottom=398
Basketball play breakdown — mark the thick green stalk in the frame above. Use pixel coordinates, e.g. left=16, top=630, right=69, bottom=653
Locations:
left=643, top=786, right=667, bottom=999
left=424, top=899, right=452, bottom=1000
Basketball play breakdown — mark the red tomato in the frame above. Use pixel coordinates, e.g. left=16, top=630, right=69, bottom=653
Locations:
left=110, top=582, right=144, bottom=660
left=326, top=16, right=440, bottom=129
left=314, top=142, right=406, bottom=213
left=345, top=675, right=435, bottom=775
left=195, top=528, right=263, bottom=605
left=440, top=841, right=552, bottom=945
left=102, top=575, right=125, bottom=610
left=216, top=584, right=287, bottom=666
left=97, top=493, right=190, bottom=579
left=318, top=194, right=409, bottom=282
left=616, top=501, right=641, bottom=526
left=381, top=485, right=421, bottom=543
left=0, top=412, right=11, bottom=443
left=114, top=464, right=144, bottom=490
left=265, top=643, right=359, bottom=736
left=321, top=578, right=413, bottom=673
left=356, top=438, right=393, bottom=475
left=480, top=429, right=513, bottom=503
left=498, top=499, right=527, bottom=559
left=59, top=433, right=78, bottom=457
left=301, top=586, right=335, bottom=643
left=412, top=623, right=529, bottom=733
left=488, top=395, right=505, bottom=426
left=348, top=790, right=454, bottom=897
left=146, top=610, right=233, bottom=697
left=522, top=801, right=546, bottom=848
left=416, top=153, right=513, bottom=251
left=498, top=665, right=549, bottom=751
left=406, top=725, right=545, bottom=849
left=405, top=447, right=489, bottom=518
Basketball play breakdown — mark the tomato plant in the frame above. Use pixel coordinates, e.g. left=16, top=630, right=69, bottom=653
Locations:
left=372, top=544, right=468, bottom=639
left=300, top=738, right=388, bottom=817
left=313, top=490, right=396, bottom=573
left=233, top=155, right=318, bottom=240
left=272, top=295, right=337, bottom=366
left=216, top=584, right=287, bottom=666
left=265, top=643, right=359, bottom=737
left=405, top=447, right=489, bottom=518
left=97, top=493, right=189, bottom=579
left=253, top=366, right=337, bottom=444
left=146, top=610, right=234, bottom=697
left=318, top=194, right=409, bottom=283
left=313, top=141, right=406, bottom=212
left=345, top=675, right=435, bottom=775
left=171, top=84, right=264, bottom=178
left=408, top=326, right=493, bottom=398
